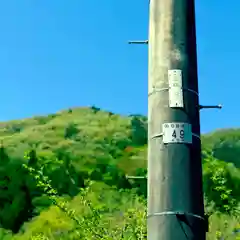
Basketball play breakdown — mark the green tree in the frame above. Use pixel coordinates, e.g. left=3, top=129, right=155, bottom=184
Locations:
left=130, top=116, right=147, bottom=146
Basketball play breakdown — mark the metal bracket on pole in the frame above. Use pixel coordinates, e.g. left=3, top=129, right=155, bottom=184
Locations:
left=128, top=40, right=148, bottom=45
left=199, top=104, right=222, bottom=110
left=126, top=175, right=147, bottom=179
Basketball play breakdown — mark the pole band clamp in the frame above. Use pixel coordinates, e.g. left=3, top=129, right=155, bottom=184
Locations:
left=147, top=211, right=205, bottom=221
left=150, top=133, right=200, bottom=140
left=148, top=87, right=199, bottom=97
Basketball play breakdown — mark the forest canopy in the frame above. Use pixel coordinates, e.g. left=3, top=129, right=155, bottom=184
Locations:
left=0, top=106, right=238, bottom=239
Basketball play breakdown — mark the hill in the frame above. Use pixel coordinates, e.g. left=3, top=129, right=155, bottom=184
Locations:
left=0, top=106, right=238, bottom=239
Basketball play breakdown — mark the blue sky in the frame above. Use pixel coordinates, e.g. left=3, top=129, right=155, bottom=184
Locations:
left=0, top=0, right=239, bottom=133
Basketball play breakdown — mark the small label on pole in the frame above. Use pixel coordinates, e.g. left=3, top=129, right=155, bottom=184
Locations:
left=168, top=69, right=182, bottom=88
left=169, top=87, right=184, bottom=108
left=168, top=69, right=184, bottom=108
left=162, top=122, right=192, bottom=144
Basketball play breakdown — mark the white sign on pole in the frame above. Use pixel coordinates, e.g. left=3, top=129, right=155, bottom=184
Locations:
left=168, top=69, right=184, bottom=108
left=169, top=87, right=184, bottom=108
left=162, top=122, right=192, bottom=144
left=168, top=69, right=183, bottom=88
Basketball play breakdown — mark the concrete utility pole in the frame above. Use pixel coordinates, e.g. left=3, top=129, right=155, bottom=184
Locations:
left=148, top=0, right=207, bottom=239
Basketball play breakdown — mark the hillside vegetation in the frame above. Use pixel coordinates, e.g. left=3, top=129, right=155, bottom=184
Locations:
left=0, top=106, right=238, bottom=239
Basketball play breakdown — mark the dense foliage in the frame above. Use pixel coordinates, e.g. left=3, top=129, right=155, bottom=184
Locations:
left=0, top=106, right=238, bottom=239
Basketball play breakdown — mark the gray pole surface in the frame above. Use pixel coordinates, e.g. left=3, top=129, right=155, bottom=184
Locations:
left=147, top=0, right=206, bottom=239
